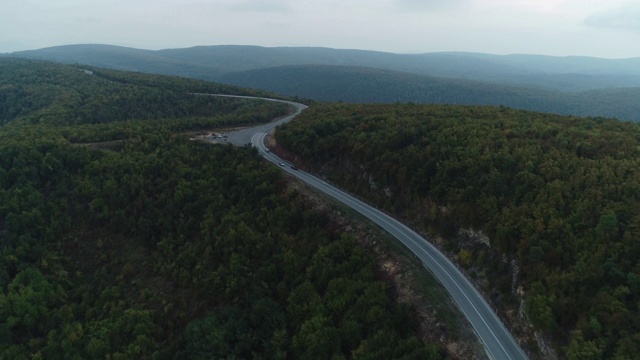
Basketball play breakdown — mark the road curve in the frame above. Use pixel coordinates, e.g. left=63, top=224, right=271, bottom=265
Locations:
left=194, top=93, right=308, bottom=145
left=207, top=94, right=528, bottom=360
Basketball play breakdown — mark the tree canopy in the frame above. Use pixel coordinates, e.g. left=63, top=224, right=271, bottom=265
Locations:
left=276, top=102, right=640, bottom=358
left=0, top=59, right=443, bottom=359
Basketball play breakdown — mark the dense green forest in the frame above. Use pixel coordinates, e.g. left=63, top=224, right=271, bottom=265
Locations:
left=220, top=65, right=640, bottom=122
left=0, top=59, right=289, bottom=137
left=0, top=60, right=444, bottom=359
left=276, top=103, right=640, bottom=359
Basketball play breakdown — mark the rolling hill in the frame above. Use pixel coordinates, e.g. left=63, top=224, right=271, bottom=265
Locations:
left=219, top=64, right=640, bottom=121
left=0, top=58, right=447, bottom=359
left=13, top=44, right=640, bottom=91
left=275, top=102, right=640, bottom=359
left=10, top=44, right=640, bottom=121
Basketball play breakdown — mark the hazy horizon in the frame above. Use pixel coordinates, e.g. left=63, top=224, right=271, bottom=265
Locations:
left=8, top=43, right=640, bottom=61
left=2, top=0, right=639, bottom=59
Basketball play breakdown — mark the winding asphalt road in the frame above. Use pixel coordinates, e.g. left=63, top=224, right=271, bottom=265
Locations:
left=208, top=95, right=528, bottom=360
left=196, top=94, right=308, bottom=145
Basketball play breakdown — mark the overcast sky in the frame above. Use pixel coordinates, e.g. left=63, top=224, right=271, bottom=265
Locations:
left=1, top=0, right=639, bottom=58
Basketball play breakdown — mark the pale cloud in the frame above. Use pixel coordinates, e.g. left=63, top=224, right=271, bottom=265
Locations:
left=394, top=0, right=465, bottom=11
left=522, top=0, right=564, bottom=13
left=0, top=0, right=638, bottom=57
left=584, top=4, right=640, bottom=31
left=478, top=0, right=619, bottom=17
left=225, top=0, right=290, bottom=13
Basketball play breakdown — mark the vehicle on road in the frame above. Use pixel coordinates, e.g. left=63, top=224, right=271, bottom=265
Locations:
left=291, top=165, right=298, bottom=170
left=279, top=162, right=285, bottom=166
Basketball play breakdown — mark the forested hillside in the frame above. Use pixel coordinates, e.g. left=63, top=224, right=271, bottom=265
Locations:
left=13, top=45, right=640, bottom=91
left=13, top=45, right=640, bottom=122
left=8, top=44, right=222, bottom=80
left=220, top=64, right=640, bottom=121
left=0, top=58, right=284, bottom=127
left=220, top=65, right=566, bottom=108
left=0, top=60, right=444, bottom=359
left=276, top=103, right=640, bottom=359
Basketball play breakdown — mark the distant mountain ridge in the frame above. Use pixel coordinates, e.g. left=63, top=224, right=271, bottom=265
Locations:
left=13, top=44, right=640, bottom=90
left=10, top=44, right=640, bottom=121
left=221, top=64, right=565, bottom=106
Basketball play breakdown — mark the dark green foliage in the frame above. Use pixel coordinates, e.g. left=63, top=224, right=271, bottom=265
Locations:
left=276, top=102, right=640, bottom=358
left=0, top=61, right=442, bottom=359
left=0, top=133, right=440, bottom=359
left=181, top=302, right=285, bottom=359
left=0, top=58, right=287, bottom=131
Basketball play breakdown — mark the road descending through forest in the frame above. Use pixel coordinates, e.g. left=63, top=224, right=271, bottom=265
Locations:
left=207, top=94, right=528, bottom=360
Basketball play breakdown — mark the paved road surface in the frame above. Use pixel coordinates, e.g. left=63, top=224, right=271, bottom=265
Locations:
left=207, top=94, right=528, bottom=360
left=196, top=94, right=307, bottom=145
